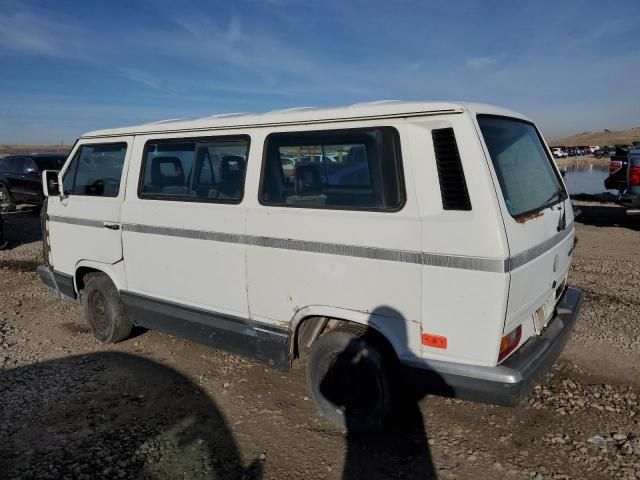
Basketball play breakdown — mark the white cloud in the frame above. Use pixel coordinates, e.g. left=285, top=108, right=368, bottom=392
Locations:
left=0, top=11, right=61, bottom=56
left=465, top=56, right=498, bottom=70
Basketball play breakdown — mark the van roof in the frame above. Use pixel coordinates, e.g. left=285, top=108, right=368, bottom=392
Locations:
left=82, top=101, right=529, bottom=138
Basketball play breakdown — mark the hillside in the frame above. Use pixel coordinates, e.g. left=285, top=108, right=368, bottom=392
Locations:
left=550, top=126, right=640, bottom=147
left=0, top=145, right=69, bottom=157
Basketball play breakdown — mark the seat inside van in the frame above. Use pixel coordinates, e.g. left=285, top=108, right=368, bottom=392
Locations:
left=149, top=156, right=189, bottom=196
left=142, top=145, right=247, bottom=201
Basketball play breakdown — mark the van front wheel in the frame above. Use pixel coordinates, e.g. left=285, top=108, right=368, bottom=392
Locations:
left=306, top=326, right=394, bottom=432
left=82, top=273, right=132, bottom=343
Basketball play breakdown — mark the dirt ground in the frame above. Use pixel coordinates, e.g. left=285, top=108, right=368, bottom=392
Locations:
left=1, top=203, right=639, bottom=480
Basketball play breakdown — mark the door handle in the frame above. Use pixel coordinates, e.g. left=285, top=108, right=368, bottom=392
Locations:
left=103, top=223, right=120, bottom=230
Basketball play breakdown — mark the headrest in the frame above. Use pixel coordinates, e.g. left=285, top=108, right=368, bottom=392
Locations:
left=294, top=163, right=322, bottom=196
left=221, top=155, right=245, bottom=181
left=346, top=145, right=367, bottom=164
left=151, top=156, right=184, bottom=186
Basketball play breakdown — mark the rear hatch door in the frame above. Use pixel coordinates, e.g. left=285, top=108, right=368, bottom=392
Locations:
left=477, top=115, right=575, bottom=339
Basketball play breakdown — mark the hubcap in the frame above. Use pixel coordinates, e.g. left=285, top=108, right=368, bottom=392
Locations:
left=90, top=290, right=109, bottom=334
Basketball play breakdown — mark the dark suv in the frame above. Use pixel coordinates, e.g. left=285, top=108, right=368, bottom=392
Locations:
left=0, top=153, right=66, bottom=211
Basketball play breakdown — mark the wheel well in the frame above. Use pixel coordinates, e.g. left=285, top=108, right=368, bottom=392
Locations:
left=293, top=316, right=398, bottom=362
left=75, top=267, right=103, bottom=292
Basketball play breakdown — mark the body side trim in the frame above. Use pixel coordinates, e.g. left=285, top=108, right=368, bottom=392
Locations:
left=48, top=216, right=574, bottom=273
left=507, top=226, right=574, bottom=270
left=52, top=269, right=76, bottom=299
left=48, top=215, right=104, bottom=229
left=120, top=291, right=291, bottom=371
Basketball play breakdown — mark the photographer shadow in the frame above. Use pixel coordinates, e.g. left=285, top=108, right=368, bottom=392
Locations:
left=320, top=306, right=453, bottom=480
left=0, top=351, right=262, bottom=479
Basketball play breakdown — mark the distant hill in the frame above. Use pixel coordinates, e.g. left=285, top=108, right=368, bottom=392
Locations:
left=550, top=127, right=640, bottom=147
left=0, top=144, right=69, bottom=157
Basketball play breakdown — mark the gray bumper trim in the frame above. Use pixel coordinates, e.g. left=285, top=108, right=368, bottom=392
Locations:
left=402, top=286, right=582, bottom=406
left=37, top=265, right=79, bottom=304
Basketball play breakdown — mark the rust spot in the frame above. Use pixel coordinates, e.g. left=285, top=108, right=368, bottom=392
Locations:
left=515, top=210, right=544, bottom=223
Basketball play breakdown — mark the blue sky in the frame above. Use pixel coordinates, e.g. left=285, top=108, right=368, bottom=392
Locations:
left=0, top=0, right=639, bottom=144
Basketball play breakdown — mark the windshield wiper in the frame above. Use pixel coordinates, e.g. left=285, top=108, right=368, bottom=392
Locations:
left=543, top=186, right=567, bottom=205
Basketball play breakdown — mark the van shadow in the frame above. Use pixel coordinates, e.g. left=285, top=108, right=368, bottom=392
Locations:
left=0, top=205, right=43, bottom=249
left=574, top=204, right=640, bottom=231
left=0, top=352, right=262, bottom=479
left=320, top=306, right=451, bottom=480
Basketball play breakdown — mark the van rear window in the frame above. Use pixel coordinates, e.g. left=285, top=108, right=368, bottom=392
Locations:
left=260, top=127, right=404, bottom=211
left=478, top=115, right=565, bottom=217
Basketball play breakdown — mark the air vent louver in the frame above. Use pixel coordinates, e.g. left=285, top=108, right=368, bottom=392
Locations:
left=432, top=128, right=472, bottom=210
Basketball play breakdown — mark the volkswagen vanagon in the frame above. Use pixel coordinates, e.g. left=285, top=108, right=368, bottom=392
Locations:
left=38, top=101, right=582, bottom=431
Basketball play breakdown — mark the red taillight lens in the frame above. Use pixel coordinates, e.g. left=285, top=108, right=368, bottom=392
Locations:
left=629, top=166, right=640, bottom=187
left=498, top=325, right=522, bottom=362
left=609, top=160, right=623, bottom=174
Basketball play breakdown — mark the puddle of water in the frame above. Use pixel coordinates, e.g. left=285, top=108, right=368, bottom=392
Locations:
left=561, top=161, right=618, bottom=195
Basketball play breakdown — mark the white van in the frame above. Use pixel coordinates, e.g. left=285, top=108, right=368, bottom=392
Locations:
left=38, top=101, right=581, bottom=431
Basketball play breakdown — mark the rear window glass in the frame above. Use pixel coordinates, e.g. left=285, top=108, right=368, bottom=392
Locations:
left=478, top=115, right=565, bottom=217
left=260, top=127, right=404, bottom=210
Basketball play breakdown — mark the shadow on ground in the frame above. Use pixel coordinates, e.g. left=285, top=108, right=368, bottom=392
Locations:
left=0, top=205, right=43, bottom=249
left=574, top=204, right=640, bottom=231
left=318, top=305, right=442, bottom=479
left=0, top=352, right=262, bottom=479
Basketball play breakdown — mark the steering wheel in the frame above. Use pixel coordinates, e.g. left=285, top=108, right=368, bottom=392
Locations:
left=88, top=178, right=119, bottom=195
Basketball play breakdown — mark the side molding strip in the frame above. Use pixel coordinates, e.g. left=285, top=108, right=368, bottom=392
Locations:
left=120, top=291, right=291, bottom=371
left=48, top=216, right=574, bottom=273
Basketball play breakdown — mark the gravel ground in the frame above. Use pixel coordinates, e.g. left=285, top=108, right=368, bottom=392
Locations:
left=1, top=203, right=639, bottom=479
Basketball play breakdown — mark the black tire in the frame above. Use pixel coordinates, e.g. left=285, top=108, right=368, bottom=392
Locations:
left=81, top=273, right=132, bottom=343
left=0, top=184, right=16, bottom=212
left=306, top=325, right=395, bottom=432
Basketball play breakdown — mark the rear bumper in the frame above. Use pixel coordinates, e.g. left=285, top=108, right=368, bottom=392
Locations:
left=402, top=286, right=582, bottom=406
left=37, top=264, right=78, bottom=303
left=620, top=193, right=640, bottom=209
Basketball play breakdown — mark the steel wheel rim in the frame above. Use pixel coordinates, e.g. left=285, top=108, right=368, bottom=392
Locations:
left=90, top=290, right=109, bottom=335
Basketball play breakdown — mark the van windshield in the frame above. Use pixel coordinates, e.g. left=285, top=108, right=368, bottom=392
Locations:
left=478, top=115, right=565, bottom=217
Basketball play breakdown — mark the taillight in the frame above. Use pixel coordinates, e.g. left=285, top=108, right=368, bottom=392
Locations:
left=498, top=325, right=522, bottom=362
left=629, top=166, right=640, bottom=187
left=609, top=160, right=623, bottom=174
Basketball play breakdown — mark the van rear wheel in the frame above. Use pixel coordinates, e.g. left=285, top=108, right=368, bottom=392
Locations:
left=82, top=273, right=132, bottom=343
left=306, top=325, right=394, bottom=432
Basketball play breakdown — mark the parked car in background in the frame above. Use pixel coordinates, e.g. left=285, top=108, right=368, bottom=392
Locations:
left=604, top=147, right=630, bottom=192
left=0, top=153, right=66, bottom=211
left=0, top=210, right=6, bottom=249
left=552, top=147, right=567, bottom=158
left=594, top=146, right=617, bottom=158
left=620, top=149, right=640, bottom=211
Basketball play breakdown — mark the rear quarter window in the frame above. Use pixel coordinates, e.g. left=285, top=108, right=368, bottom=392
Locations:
left=259, top=127, right=404, bottom=211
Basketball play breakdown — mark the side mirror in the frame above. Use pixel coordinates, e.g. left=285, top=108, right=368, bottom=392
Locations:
left=43, top=170, right=61, bottom=197
left=25, top=167, right=39, bottom=175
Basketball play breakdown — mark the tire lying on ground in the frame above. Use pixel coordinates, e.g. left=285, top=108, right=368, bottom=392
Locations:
left=306, top=324, right=395, bottom=432
left=82, top=273, right=133, bottom=343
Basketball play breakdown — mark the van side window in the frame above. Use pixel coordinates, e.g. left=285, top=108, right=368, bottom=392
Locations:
left=139, top=136, right=249, bottom=203
left=260, top=127, right=404, bottom=210
left=62, top=143, right=127, bottom=197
